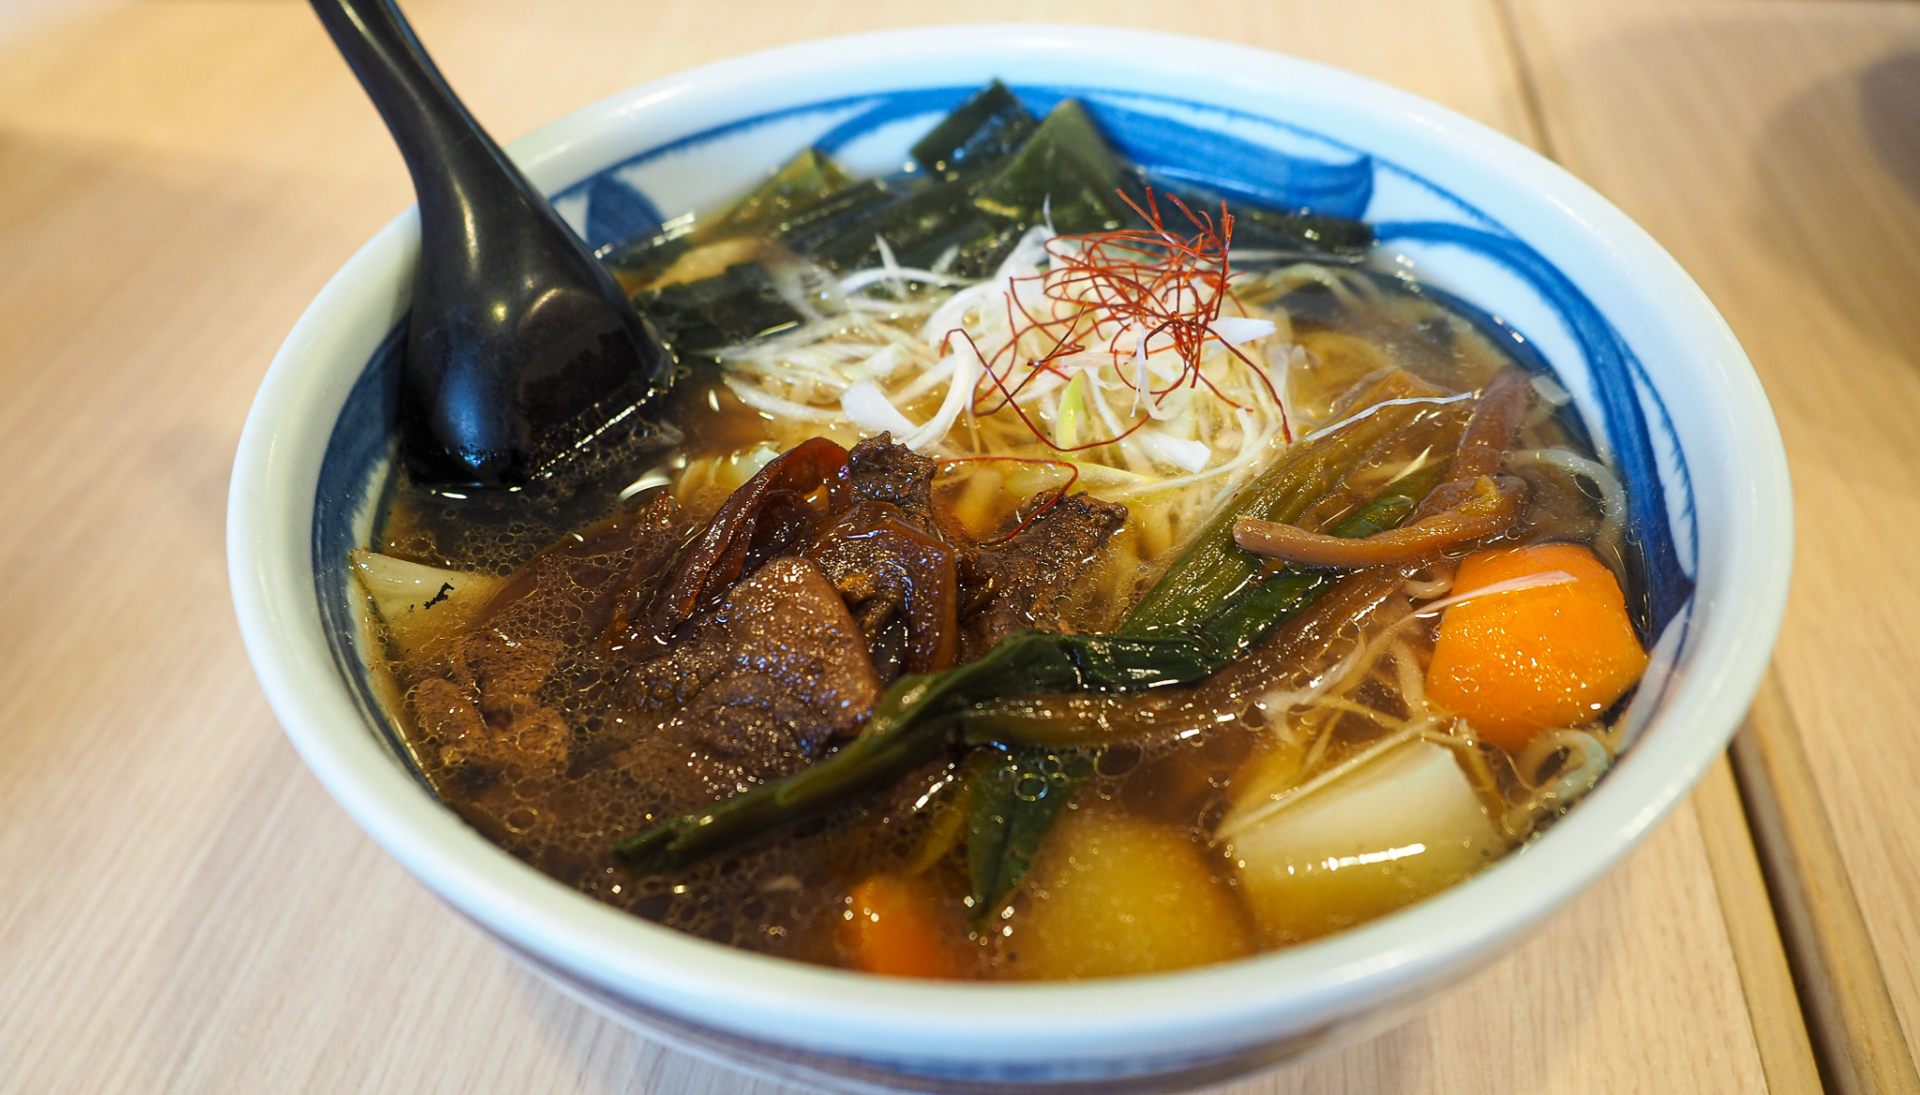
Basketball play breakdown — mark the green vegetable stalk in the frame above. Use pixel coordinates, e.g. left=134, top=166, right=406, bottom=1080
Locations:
left=1124, top=369, right=1443, bottom=635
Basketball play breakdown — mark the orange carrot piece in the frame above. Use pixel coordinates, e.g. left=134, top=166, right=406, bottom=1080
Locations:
left=1425, top=543, right=1649, bottom=751
left=840, top=875, right=968, bottom=979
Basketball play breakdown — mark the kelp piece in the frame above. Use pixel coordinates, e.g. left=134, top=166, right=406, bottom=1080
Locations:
left=612, top=149, right=855, bottom=288
left=1113, top=176, right=1374, bottom=259
left=1226, top=202, right=1374, bottom=257
left=942, top=219, right=1031, bottom=279
left=798, top=179, right=986, bottom=271
left=911, top=80, right=1039, bottom=180
left=635, top=262, right=802, bottom=356
left=705, top=148, right=853, bottom=240
left=973, top=100, right=1129, bottom=233
left=775, top=178, right=900, bottom=259
left=778, top=95, right=1130, bottom=275
left=800, top=180, right=1031, bottom=275
left=604, top=230, right=692, bottom=292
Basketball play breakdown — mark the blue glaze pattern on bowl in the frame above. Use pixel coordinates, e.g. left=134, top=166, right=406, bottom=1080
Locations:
left=315, top=82, right=1698, bottom=775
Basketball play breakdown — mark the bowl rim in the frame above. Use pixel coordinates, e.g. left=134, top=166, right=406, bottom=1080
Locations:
left=228, top=22, right=1793, bottom=1066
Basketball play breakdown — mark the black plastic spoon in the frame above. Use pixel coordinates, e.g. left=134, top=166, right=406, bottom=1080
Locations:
left=310, top=0, right=674, bottom=489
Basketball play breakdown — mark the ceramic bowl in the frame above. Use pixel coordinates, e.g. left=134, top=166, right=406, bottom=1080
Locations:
left=228, top=25, right=1791, bottom=1093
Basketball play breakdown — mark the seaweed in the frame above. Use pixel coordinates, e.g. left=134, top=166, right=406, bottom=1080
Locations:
left=796, top=179, right=993, bottom=271
left=1229, top=202, right=1374, bottom=256
left=973, top=100, right=1129, bottom=233
left=774, top=178, right=901, bottom=258
left=707, top=147, right=853, bottom=239
left=635, top=263, right=802, bottom=357
left=911, top=80, right=1039, bottom=180
left=603, top=229, right=692, bottom=290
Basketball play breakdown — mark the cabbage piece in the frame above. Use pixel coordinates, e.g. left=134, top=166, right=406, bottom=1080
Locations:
left=1219, top=738, right=1504, bottom=946
left=349, top=549, right=502, bottom=658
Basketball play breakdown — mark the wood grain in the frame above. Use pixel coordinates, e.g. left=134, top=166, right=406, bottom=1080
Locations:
left=1513, top=1, right=1920, bottom=1087
left=0, top=1, right=1815, bottom=1092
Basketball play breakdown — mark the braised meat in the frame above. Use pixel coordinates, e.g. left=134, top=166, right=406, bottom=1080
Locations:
left=637, top=437, right=847, bottom=643
left=846, top=433, right=939, bottom=519
left=804, top=502, right=960, bottom=678
left=405, top=434, right=1123, bottom=815
left=961, top=492, right=1128, bottom=659
left=406, top=491, right=685, bottom=779
left=612, top=556, right=883, bottom=814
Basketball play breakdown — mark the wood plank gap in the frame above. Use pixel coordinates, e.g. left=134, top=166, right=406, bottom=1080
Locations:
left=1731, top=671, right=1920, bottom=1094
left=1695, top=755, right=1826, bottom=1094
left=1490, top=0, right=1557, bottom=158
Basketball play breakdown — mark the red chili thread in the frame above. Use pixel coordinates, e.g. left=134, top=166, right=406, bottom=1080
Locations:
left=936, top=188, right=1292, bottom=451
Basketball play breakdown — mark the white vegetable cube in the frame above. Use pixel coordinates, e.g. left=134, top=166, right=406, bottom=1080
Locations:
left=350, top=549, right=503, bottom=657
left=1221, top=740, right=1504, bottom=946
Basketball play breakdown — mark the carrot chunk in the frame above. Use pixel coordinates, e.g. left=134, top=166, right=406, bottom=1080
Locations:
left=1425, top=543, right=1648, bottom=750
left=840, top=875, right=967, bottom=979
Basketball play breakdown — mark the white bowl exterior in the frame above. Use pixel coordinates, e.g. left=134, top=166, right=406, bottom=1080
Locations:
left=229, top=24, right=1791, bottom=1088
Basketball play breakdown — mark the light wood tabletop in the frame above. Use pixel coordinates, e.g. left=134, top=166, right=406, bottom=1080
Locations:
left=0, top=1, right=1912, bottom=1091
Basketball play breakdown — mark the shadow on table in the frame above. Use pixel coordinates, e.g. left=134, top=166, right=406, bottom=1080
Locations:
left=1750, top=44, right=1920, bottom=369
left=1859, top=52, right=1920, bottom=209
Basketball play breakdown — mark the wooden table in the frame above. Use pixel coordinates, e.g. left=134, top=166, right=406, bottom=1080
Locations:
left=2, top=2, right=1914, bottom=1091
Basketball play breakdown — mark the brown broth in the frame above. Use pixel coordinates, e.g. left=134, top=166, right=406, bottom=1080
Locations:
left=361, top=264, right=1631, bottom=979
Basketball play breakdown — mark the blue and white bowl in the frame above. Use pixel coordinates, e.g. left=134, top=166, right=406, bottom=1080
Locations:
left=228, top=26, right=1791, bottom=1093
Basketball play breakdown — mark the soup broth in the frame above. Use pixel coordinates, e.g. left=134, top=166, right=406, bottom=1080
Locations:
left=353, top=84, right=1648, bottom=979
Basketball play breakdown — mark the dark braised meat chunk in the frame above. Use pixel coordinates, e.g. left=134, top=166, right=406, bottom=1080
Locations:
left=805, top=501, right=960, bottom=680
left=801, top=436, right=961, bottom=681
left=408, top=492, right=685, bottom=780
left=846, top=433, right=938, bottom=519
left=960, top=492, right=1128, bottom=660
left=612, top=556, right=884, bottom=815
left=633, top=437, right=848, bottom=644
left=826, top=434, right=1128, bottom=676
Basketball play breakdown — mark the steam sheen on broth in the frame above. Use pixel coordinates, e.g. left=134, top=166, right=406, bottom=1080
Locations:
left=352, top=84, right=1650, bottom=980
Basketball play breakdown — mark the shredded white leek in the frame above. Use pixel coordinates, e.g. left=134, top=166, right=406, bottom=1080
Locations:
left=706, top=230, right=1323, bottom=548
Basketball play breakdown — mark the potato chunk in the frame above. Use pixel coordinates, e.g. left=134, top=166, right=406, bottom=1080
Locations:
left=1002, top=803, right=1252, bottom=980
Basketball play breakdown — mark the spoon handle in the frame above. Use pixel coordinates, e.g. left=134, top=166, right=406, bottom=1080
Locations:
left=308, top=0, right=549, bottom=249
